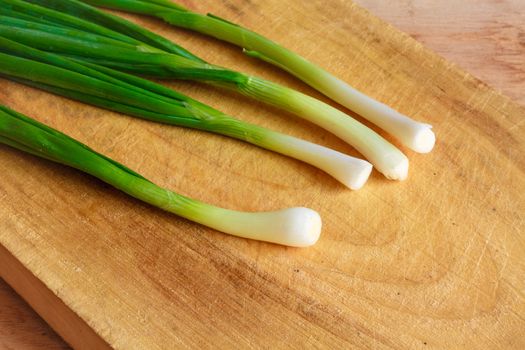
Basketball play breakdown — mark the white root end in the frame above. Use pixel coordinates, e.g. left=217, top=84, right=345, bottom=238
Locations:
left=409, top=125, right=436, bottom=153
left=296, top=143, right=373, bottom=190
left=360, top=100, right=436, bottom=154
left=267, top=133, right=372, bottom=190
left=206, top=207, right=322, bottom=247
left=322, top=76, right=436, bottom=154
left=378, top=153, right=409, bottom=181
left=325, top=155, right=372, bottom=190
left=256, top=207, right=322, bottom=247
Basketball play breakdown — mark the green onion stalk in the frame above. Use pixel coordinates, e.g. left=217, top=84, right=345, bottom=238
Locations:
left=79, top=0, right=436, bottom=154
left=0, top=36, right=373, bottom=189
left=0, top=105, right=322, bottom=246
left=2, top=0, right=409, bottom=180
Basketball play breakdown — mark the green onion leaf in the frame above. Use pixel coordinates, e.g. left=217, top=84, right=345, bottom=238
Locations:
left=78, top=0, right=435, bottom=153
left=0, top=36, right=373, bottom=189
left=0, top=105, right=322, bottom=246
left=2, top=1, right=407, bottom=180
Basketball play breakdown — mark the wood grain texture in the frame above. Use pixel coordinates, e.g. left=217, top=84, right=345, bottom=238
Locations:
left=354, top=0, right=525, bottom=105
left=0, top=0, right=524, bottom=349
left=0, top=279, right=69, bottom=350
left=0, top=246, right=111, bottom=350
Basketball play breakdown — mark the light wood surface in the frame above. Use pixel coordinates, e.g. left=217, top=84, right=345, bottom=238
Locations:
left=1, top=0, right=524, bottom=349
left=354, top=0, right=525, bottom=106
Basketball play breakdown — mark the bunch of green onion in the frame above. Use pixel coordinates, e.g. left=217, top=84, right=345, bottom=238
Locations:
left=79, top=0, right=436, bottom=154
left=0, top=105, right=322, bottom=247
left=0, top=0, right=438, bottom=247
left=0, top=36, right=374, bottom=189
left=0, top=0, right=413, bottom=180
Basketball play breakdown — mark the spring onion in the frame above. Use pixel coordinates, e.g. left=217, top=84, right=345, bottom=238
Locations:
left=0, top=36, right=373, bottom=189
left=75, top=0, right=436, bottom=154
left=0, top=105, right=322, bottom=246
left=4, top=0, right=409, bottom=180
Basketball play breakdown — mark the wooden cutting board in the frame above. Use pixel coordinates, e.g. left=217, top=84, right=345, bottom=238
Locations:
left=1, top=0, right=524, bottom=348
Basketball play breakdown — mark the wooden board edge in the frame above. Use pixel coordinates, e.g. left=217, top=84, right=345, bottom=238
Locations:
left=0, top=244, right=112, bottom=350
